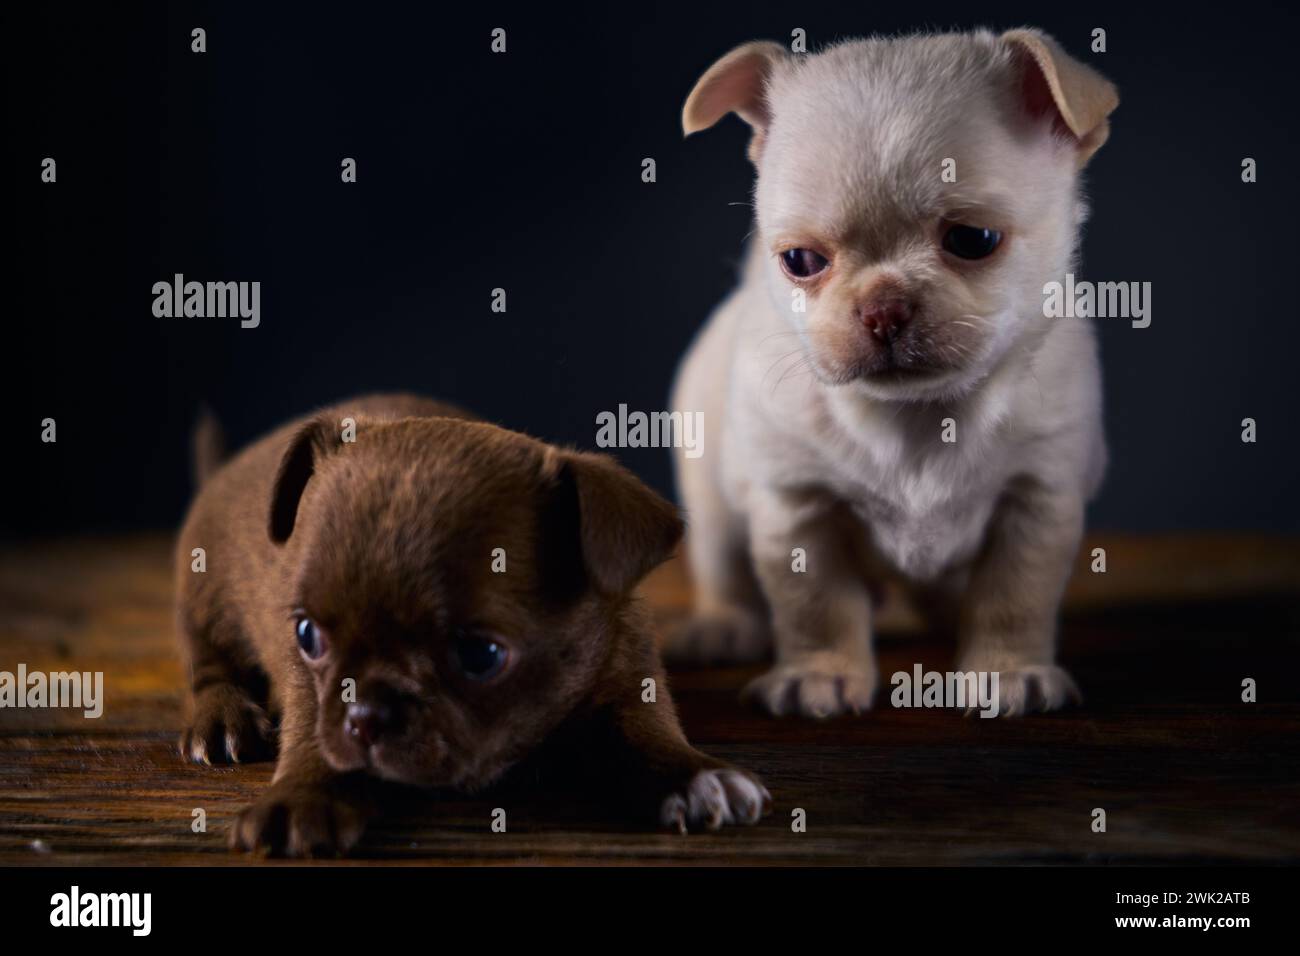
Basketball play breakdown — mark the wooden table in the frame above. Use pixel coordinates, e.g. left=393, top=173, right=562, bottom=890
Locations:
left=1, top=533, right=1297, bottom=865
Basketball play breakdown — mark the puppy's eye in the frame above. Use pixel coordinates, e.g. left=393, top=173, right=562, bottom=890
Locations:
left=780, top=248, right=829, bottom=279
left=294, top=616, right=326, bottom=660
left=942, top=224, right=1002, bottom=260
left=453, top=634, right=509, bottom=682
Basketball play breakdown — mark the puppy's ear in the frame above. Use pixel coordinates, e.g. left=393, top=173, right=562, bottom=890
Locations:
left=541, top=449, right=684, bottom=598
left=268, top=417, right=342, bottom=544
left=1002, top=29, right=1119, bottom=167
left=683, top=41, right=788, bottom=161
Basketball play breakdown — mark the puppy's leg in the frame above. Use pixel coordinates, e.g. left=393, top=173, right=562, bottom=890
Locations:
left=596, top=666, right=770, bottom=832
left=176, top=608, right=274, bottom=765
left=229, top=677, right=374, bottom=857
left=955, top=483, right=1084, bottom=716
left=743, top=489, right=877, bottom=718
left=668, top=303, right=771, bottom=665
left=665, top=496, right=771, bottom=665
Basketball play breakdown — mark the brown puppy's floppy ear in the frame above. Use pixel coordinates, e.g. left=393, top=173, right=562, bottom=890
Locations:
left=268, top=417, right=342, bottom=544
left=542, top=449, right=684, bottom=598
left=1002, top=29, right=1119, bottom=167
left=683, top=41, right=788, bottom=162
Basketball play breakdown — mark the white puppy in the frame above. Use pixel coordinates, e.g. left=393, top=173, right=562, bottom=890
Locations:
left=668, top=30, right=1118, bottom=718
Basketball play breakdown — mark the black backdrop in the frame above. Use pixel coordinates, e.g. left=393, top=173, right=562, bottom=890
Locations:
left=7, top=1, right=1299, bottom=537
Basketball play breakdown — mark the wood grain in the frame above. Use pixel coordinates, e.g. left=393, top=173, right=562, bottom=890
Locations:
left=1, top=533, right=1297, bottom=865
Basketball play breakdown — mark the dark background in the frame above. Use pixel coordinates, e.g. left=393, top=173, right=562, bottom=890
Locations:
left=7, top=1, right=1298, bottom=537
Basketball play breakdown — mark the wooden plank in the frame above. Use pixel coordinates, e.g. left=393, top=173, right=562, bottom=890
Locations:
left=1, top=534, right=1297, bottom=865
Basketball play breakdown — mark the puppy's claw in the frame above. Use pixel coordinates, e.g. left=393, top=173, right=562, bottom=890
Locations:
left=230, top=781, right=369, bottom=858
left=718, top=770, right=770, bottom=825
left=968, top=663, right=1081, bottom=716
left=659, top=768, right=770, bottom=833
left=660, top=795, right=689, bottom=835
left=180, top=684, right=274, bottom=765
left=1007, top=665, right=1081, bottom=716
left=687, top=770, right=728, bottom=829
left=179, top=732, right=211, bottom=766
left=743, top=662, right=876, bottom=719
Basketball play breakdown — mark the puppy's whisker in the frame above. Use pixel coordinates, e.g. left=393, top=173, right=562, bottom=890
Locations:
left=755, top=330, right=809, bottom=347
left=775, top=354, right=820, bottom=390
left=762, top=348, right=810, bottom=387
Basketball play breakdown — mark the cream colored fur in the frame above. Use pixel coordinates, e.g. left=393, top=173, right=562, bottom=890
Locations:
left=669, top=29, right=1117, bottom=718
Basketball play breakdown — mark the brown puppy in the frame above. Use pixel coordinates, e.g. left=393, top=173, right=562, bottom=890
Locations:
left=175, top=394, right=769, bottom=856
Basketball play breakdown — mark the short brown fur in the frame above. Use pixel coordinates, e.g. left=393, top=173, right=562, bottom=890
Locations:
left=175, top=394, right=769, bottom=857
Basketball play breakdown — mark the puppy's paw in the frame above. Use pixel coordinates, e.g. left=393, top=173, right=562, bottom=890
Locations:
left=179, top=684, right=274, bottom=765
left=988, top=664, right=1081, bottom=716
left=743, top=659, right=876, bottom=718
left=659, top=768, right=771, bottom=833
left=230, top=778, right=370, bottom=858
left=663, top=607, right=770, bottom=665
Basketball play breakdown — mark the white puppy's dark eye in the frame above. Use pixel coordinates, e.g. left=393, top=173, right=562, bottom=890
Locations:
left=780, top=248, right=829, bottom=278
left=294, top=616, right=326, bottom=660
left=942, top=225, right=1002, bottom=260
left=454, top=634, right=509, bottom=682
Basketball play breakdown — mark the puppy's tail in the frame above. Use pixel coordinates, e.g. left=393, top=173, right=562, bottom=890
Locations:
left=191, top=405, right=227, bottom=489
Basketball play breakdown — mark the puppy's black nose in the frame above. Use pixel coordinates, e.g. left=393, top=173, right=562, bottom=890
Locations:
left=344, top=695, right=398, bottom=747
left=862, top=299, right=913, bottom=343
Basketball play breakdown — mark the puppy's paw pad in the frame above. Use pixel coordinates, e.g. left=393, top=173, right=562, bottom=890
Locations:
left=663, top=609, right=770, bottom=665
left=179, top=685, right=274, bottom=765
left=743, top=663, right=876, bottom=719
left=992, top=665, right=1081, bottom=716
left=660, top=769, right=771, bottom=833
left=229, top=784, right=367, bottom=858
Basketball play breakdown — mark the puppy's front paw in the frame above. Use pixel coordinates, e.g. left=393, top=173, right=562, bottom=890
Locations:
left=663, top=607, right=770, bottom=664
left=659, top=768, right=771, bottom=833
left=180, top=683, right=274, bottom=764
left=988, top=664, right=1081, bottom=716
left=743, top=659, right=876, bottom=718
left=230, top=778, right=370, bottom=858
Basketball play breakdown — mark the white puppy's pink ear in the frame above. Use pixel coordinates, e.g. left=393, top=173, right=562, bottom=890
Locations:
left=682, top=41, right=788, bottom=160
left=1001, top=29, right=1119, bottom=167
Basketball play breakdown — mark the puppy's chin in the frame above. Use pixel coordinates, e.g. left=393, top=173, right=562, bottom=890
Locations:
left=847, top=368, right=966, bottom=403
left=317, top=729, right=449, bottom=787
left=809, top=345, right=988, bottom=404
left=318, top=728, right=511, bottom=791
